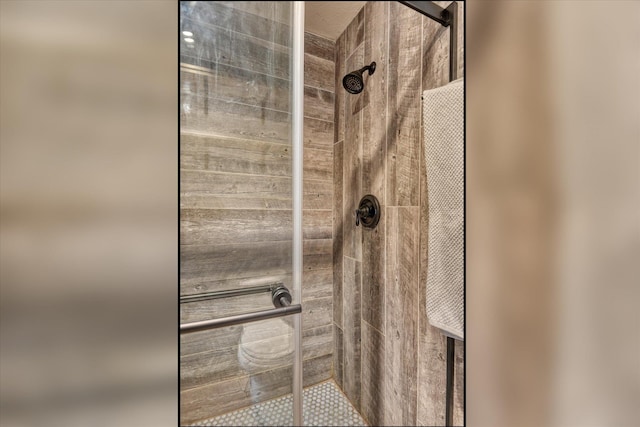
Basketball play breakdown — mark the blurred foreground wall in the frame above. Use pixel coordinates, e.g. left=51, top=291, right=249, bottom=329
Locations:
left=467, top=1, right=639, bottom=426
left=1, top=2, right=178, bottom=426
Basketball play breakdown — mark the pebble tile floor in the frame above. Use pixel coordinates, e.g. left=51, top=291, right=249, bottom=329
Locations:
left=190, top=380, right=367, bottom=426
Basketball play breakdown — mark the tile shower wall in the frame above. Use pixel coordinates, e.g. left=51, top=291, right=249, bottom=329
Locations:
left=179, top=2, right=335, bottom=424
left=333, top=2, right=464, bottom=426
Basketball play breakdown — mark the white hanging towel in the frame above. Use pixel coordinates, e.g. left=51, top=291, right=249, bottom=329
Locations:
left=423, top=78, right=464, bottom=340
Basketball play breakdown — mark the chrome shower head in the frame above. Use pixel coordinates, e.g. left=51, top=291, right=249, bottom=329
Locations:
left=342, top=62, right=376, bottom=94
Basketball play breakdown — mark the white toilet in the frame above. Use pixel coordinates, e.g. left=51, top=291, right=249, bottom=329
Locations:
left=237, top=317, right=294, bottom=405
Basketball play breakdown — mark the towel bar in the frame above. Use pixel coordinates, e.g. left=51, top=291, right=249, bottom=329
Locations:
left=180, top=304, right=302, bottom=334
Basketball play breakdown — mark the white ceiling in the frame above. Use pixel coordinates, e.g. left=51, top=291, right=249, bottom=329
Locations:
left=305, top=1, right=367, bottom=41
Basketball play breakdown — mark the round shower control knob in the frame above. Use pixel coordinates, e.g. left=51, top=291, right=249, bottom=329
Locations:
left=354, top=194, right=381, bottom=229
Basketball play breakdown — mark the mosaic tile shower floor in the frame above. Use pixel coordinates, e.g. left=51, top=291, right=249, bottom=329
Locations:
left=190, top=380, right=367, bottom=426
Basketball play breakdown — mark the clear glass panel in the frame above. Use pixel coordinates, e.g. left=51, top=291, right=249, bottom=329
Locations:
left=180, top=0, right=296, bottom=305
left=180, top=1, right=299, bottom=425
left=180, top=318, right=295, bottom=425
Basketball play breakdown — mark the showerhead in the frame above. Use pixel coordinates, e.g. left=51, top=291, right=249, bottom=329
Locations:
left=342, top=62, right=376, bottom=94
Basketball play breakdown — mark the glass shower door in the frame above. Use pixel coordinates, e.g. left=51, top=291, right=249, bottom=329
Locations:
left=179, top=1, right=304, bottom=425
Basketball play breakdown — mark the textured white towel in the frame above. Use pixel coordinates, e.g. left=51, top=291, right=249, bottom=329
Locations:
left=423, top=78, right=464, bottom=340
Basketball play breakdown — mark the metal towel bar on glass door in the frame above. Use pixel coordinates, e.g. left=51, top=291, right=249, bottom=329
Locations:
left=180, top=283, right=300, bottom=333
left=180, top=304, right=302, bottom=334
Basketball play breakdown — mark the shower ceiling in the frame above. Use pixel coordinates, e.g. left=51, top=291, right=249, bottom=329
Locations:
left=304, top=1, right=366, bottom=40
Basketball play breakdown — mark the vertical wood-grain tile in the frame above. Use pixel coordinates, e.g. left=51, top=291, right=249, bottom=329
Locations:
left=457, top=1, right=464, bottom=80
left=384, top=206, right=419, bottom=425
left=421, top=10, right=450, bottom=91
left=334, top=32, right=346, bottom=143
left=417, top=288, right=448, bottom=426
left=361, top=221, right=385, bottom=333
left=343, top=44, right=364, bottom=261
left=454, top=339, right=465, bottom=426
left=333, top=324, right=344, bottom=389
left=417, top=5, right=457, bottom=426
left=332, top=1, right=465, bottom=423
left=343, top=256, right=362, bottom=410
left=386, top=2, right=423, bottom=207
left=361, top=320, right=385, bottom=426
left=361, top=0, right=388, bottom=334
left=362, top=0, right=388, bottom=198
left=333, top=140, right=344, bottom=328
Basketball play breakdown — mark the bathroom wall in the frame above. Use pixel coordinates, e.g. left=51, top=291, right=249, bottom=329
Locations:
left=333, top=2, right=464, bottom=425
left=179, top=2, right=335, bottom=423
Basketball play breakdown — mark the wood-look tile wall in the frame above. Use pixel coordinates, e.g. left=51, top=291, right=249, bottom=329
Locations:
left=179, top=2, right=335, bottom=424
left=333, top=2, right=465, bottom=425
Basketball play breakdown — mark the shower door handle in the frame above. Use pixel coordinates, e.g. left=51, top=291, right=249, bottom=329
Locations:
left=180, top=304, right=302, bottom=334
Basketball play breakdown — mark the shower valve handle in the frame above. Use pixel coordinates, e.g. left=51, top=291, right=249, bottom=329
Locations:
left=354, top=195, right=381, bottom=229
left=355, top=206, right=371, bottom=227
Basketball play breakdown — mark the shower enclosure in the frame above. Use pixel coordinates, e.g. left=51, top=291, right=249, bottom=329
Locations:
left=180, top=1, right=465, bottom=425
left=179, top=2, right=304, bottom=425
